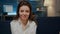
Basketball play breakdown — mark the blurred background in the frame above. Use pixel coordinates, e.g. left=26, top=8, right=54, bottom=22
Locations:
left=0, top=0, right=46, bottom=21
left=0, top=0, right=60, bottom=21
left=0, top=0, right=60, bottom=34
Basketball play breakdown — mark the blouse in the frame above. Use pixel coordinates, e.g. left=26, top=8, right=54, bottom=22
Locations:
left=10, top=19, right=37, bottom=34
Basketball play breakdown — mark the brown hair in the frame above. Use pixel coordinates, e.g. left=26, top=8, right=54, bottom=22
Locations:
left=13, top=1, right=38, bottom=25
left=14, top=1, right=33, bottom=21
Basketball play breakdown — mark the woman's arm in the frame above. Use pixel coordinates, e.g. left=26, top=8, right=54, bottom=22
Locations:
left=10, top=20, right=16, bottom=34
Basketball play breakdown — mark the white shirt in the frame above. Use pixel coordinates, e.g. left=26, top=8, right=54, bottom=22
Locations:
left=10, top=19, right=37, bottom=34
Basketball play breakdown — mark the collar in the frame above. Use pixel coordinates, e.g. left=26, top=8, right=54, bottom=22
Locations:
left=17, top=18, right=30, bottom=29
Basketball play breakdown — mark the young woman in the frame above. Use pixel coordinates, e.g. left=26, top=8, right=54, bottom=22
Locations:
left=10, top=1, right=37, bottom=34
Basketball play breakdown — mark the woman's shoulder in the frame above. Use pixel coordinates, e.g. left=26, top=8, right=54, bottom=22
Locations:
left=30, top=21, right=37, bottom=26
left=10, top=20, right=18, bottom=25
left=30, top=21, right=37, bottom=28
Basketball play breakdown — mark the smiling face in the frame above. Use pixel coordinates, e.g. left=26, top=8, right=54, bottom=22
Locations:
left=19, top=5, right=30, bottom=21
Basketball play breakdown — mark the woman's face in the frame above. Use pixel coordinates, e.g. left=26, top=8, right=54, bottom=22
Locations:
left=19, top=5, right=30, bottom=21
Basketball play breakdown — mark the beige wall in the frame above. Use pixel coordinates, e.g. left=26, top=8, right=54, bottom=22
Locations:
left=55, top=0, right=60, bottom=16
left=44, top=0, right=60, bottom=17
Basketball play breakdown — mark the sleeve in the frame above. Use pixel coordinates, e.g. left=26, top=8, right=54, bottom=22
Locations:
left=34, top=22, right=37, bottom=34
left=10, top=20, right=16, bottom=34
left=32, top=21, right=37, bottom=34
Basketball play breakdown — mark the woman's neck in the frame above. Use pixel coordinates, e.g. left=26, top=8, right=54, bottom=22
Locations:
left=20, top=19, right=28, bottom=26
left=20, top=19, right=28, bottom=30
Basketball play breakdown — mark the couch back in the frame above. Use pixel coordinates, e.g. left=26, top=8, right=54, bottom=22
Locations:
left=0, top=17, right=60, bottom=34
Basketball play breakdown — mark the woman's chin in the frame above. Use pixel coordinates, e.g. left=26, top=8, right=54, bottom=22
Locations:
left=21, top=18, right=27, bottom=20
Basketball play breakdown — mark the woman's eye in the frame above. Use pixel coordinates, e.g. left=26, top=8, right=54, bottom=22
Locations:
left=21, top=10, right=24, bottom=12
left=26, top=10, right=29, bottom=13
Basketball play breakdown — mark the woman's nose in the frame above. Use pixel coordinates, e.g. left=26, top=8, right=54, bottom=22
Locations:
left=23, top=11, right=26, bottom=15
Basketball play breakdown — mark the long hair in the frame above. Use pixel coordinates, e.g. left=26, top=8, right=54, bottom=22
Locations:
left=14, top=1, right=33, bottom=21
left=13, top=1, right=38, bottom=25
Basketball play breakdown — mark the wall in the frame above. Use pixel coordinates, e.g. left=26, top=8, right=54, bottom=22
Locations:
left=44, top=0, right=60, bottom=17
